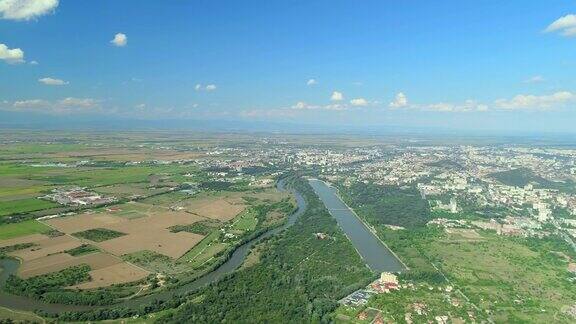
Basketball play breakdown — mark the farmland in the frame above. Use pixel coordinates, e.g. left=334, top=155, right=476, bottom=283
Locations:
left=0, top=133, right=297, bottom=309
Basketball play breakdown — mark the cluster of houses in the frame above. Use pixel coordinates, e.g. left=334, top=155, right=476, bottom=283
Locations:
left=41, top=187, right=116, bottom=206
left=339, top=272, right=399, bottom=307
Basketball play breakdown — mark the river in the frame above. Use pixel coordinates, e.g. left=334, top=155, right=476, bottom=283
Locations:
left=0, top=178, right=406, bottom=314
left=308, top=179, right=406, bottom=273
left=0, top=178, right=307, bottom=314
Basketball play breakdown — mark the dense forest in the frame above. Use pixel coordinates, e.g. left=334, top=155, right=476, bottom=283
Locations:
left=339, top=182, right=431, bottom=229
left=4, top=264, right=135, bottom=306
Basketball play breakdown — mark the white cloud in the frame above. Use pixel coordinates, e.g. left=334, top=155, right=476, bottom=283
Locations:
left=195, top=84, right=217, bottom=92
left=389, top=92, right=408, bottom=108
left=330, top=91, right=344, bottom=101
left=58, top=97, right=99, bottom=109
left=424, top=100, right=488, bottom=113
left=350, top=98, right=368, bottom=106
left=0, top=0, right=58, bottom=20
left=291, top=101, right=318, bottom=110
left=13, top=99, right=48, bottom=108
left=111, top=33, right=127, bottom=47
left=6, top=97, right=100, bottom=114
left=29, top=60, right=38, bottom=65
left=306, top=78, right=317, bottom=86
left=524, top=75, right=545, bottom=83
left=38, top=77, right=68, bottom=86
left=0, top=43, right=24, bottom=64
left=544, top=14, right=576, bottom=37
left=494, top=91, right=575, bottom=110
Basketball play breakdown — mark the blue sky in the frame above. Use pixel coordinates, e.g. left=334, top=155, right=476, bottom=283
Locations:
left=1, top=0, right=575, bottom=133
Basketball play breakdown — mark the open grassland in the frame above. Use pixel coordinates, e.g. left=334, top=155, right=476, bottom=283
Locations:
left=427, top=232, right=576, bottom=323
left=0, top=305, right=45, bottom=323
left=372, top=226, right=576, bottom=323
left=230, top=208, right=258, bottom=231
left=173, top=194, right=246, bottom=221
left=0, top=220, right=51, bottom=240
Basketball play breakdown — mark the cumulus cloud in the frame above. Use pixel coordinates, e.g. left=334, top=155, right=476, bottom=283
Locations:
left=494, top=91, right=575, bottom=110
left=0, top=43, right=24, bottom=64
left=111, top=33, right=127, bottom=47
left=29, top=60, right=38, bottom=65
left=544, top=14, right=576, bottom=37
left=389, top=92, right=408, bottom=108
left=38, top=77, right=68, bottom=86
left=5, top=97, right=100, bottom=114
left=330, top=91, right=344, bottom=101
left=306, top=78, right=317, bottom=86
left=0, top=0, right=58, bottom=20
left=350, top=98, right=368, bottom=106
left=195, top=84, right=217, bottom=91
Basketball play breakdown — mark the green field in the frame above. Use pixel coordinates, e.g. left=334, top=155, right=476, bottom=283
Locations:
left=0, top=306, right=45, bottom=323
left=0, top=198, right=58, bottom=217
left=230, top=209, right=258, bottom=231
left=0, top=220, right=51, bottom=240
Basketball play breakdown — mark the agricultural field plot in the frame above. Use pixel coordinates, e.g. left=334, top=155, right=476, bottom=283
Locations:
left=71, top=262, right=149, bottom=289
left=45, top=212, right=129, bottom=233
left=174, top=194, right=246, bottom=221
left=7, top=235, right=83, bottom=261
left=0, top=198, right=58, bottom=218
left=45, top=208, right=206, bottom=259
left=0, top=178, right=52, bottom=202
left=18, top=252, right=123, bottom=278
left=94, top=183, right=170, bottom=199
left=97, top=229, right=204, bottom=259
left=0, top=220, right=51, bottom=240
left=0, top=227, right=149, bottom=288
left=106, top=201, right=169, bottom=219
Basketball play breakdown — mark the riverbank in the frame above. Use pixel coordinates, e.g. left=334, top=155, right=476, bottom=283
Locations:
left=308, top=179, right=406, bottom=273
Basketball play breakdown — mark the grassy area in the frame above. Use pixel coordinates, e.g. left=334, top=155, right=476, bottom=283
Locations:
left=0, top=306, right=45, bottom=323
left=230, top=209, right=258, bottom=231
left=187, top=242, right=228, bottom=268
left=123, top=250, right=174, bottom=273
left=178, top=230, right=222, bottom=263
left=72, top=228, right=126, bottom=242
left=0, top=198, right=58, bottom=217
left=426, top=232, right=576, bottom=323
left=0, top=220, right=51, bottom=240
left=169, top=219, right=221, bottom=235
